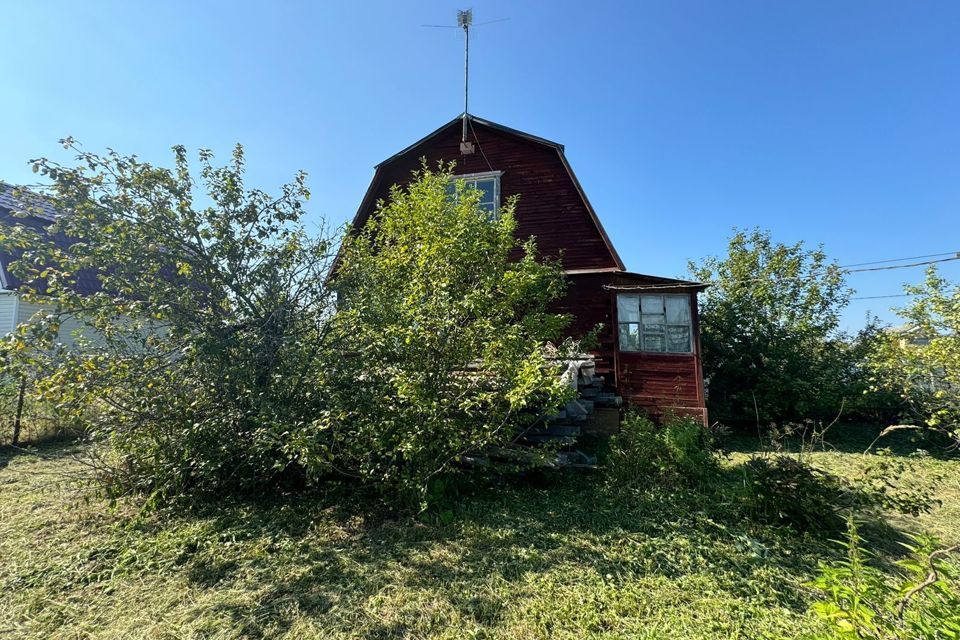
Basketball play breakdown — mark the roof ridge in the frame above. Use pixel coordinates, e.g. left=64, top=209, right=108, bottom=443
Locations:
left=0, top=182, right=61, bottom=221
left=375, top=114, right=564, bottom=168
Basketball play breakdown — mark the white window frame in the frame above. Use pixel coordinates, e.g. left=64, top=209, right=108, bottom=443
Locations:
left=617, top=293, right=694, bottom=354
left=449, top=170, right=502, bottom=217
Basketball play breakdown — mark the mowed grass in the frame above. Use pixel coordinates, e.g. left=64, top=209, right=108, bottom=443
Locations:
left=0, top=425, right=957, bottom=639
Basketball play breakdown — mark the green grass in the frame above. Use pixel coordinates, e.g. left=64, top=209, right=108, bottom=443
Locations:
left=0, top=425, right=957, bottom=639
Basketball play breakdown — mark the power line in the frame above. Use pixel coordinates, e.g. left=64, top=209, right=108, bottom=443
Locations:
left=843, top=254, right=960, bottom=273
left=604, top=254, right=960, bottom=292
left=839, top=251, right=959, bottom=269
left=850, top=293, right=915, bottom=301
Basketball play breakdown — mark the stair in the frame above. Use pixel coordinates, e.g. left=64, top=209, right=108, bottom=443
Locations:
left=515, top=356, right=621, bottom=446
left=458, top=356, right=621, bottom=471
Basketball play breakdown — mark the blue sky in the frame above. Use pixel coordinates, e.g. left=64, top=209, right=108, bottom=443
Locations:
left=2, top=1, right=958, bottom=330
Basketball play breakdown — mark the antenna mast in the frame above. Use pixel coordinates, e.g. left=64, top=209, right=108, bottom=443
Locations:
left=423, top=8, right=509, bottom=154
left=458, top=9, right=474, bottom=154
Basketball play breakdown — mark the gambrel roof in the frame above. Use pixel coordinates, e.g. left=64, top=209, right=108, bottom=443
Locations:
left=342, top=114, right=626, bottom=273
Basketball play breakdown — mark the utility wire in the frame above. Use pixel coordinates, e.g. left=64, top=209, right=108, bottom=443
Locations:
left=467, top=118, right=496, bottom=173
left=844, top=255, right=960, bottom=273
left=850, top=293, right=915, bottom=301
left=839, top=251, right=960, bottom=269
left=604, top=254, right=960, bottom=292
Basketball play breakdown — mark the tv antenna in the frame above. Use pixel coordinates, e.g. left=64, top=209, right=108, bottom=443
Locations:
left=423, top=9, right=510, bottom=153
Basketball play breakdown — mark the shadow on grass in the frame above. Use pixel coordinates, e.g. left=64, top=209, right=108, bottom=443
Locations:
left=8, top=437, right=928, bottom=638
left=0, top=435, right=83, bottom=470
left=133, top=469, right=883, bottom=638
left=722, top=422, right=956, bottom=459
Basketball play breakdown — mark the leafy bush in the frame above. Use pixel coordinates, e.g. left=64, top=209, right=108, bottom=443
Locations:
left=868, top=267, right=960, bottom=448
left=738, top=452, right=938, bottom=532
left=688, top=228, right=866, bottom=425
left=2, top=149, right=578, bottom=510
left=738, top=455, right=849, bottom=531
left=309, top=164, right=574, bottom=509
left=0, top=376, right=83, bottom=446
left=809, top=519, right=960, bottom=639
left=606, top=412, right=716, bottom=487
left=1, top=142, right=337, bottom=501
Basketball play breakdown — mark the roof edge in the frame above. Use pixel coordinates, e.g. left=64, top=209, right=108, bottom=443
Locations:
left=375, top=113, right=564, bottom=169
left=554, top=147, right=626, bottom=271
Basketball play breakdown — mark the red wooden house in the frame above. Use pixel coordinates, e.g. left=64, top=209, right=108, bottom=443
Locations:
left=348, top=114, right=708, bottom=423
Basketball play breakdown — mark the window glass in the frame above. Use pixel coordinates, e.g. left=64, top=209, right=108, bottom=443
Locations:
left=641, top=295, right=663, bottom=314
left=666, top=296, right=690, bottom=324
left=643, top=331, right=666, bottom=352
left=667, top=325, right=691, bottom=352
left=617, top=295, right=640, bottom=323
left=473, top=178, right=495, bottom=202
left=618, top=322, right=640, bottom=351
left=449, top=174, right=499, bottom=216
left=618, top=293, right=693, bottom=354
left=642, top=313, right=666, bottom=330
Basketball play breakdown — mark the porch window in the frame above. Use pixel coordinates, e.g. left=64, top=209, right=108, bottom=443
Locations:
left=447, top=171, right=501, bottom=217
left=617, top=294, right=692, bottom=353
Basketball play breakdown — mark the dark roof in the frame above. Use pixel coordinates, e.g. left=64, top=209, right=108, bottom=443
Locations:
left=0, top=182, right=60, bottom=222
left=606, top=270, right=709, bottom=291
left=0, top=183, right=102, bottom=295
left=375, top=114, right=565, bottom=168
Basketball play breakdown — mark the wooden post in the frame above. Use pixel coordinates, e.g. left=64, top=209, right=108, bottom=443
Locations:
left=11, top=377, right=26, bottom=447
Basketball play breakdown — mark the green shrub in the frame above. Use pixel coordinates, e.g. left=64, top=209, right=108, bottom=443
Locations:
left=0, top=377, right=84, bottom=446
left=316, top=164, right=573, bottom=510
left=809, top=519, right=960, bottom=639
left=1, top=143, right=337, bottom=502
left=606, top=413, right=716, bottom=487
left=738, top=452, right=938, bottom=533
left=867, top=267, right=960, bottom=448
left=688, top=229, right=857, bottom=425
left=738, top=455, right=849, bottom=531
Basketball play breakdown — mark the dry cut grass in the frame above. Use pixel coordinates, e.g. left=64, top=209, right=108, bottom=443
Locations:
left=0, top=425, right=956, bottom=639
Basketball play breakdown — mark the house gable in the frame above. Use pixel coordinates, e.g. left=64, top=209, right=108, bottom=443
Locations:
left=348, top=115, right=625, bottom=273
left=0, top=183, right=102, bottom=296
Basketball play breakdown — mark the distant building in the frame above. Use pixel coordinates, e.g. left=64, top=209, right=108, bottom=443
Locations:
left=0, top=183, right=97, bottom=344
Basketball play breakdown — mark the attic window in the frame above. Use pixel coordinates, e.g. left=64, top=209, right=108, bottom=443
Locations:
left=617, top=294, right=692, bottom=353
left=447, top=171, right=501, bottom=217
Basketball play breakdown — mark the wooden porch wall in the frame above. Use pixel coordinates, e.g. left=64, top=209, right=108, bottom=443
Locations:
left=561, top=273, right=708, bottom=425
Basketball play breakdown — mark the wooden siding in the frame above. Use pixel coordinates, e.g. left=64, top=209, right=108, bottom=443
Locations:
left=353, top=119, right=621, bottom=272
left=559, top=273, right=707, bottom=424
left=616, top=352, right=706, bottom=423
left=556, top=273, right=618, bottom=375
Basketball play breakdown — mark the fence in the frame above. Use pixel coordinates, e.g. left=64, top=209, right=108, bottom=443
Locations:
left=0, top=376, right=77, bottom=447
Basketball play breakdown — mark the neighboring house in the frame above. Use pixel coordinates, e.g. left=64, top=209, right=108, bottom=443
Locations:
left=886, top=323, right=953, bottom=393
left=886, top=323, right=934, bottom=348
left=345, top=115, right=708, bottom=423
left=0, top=182, right=97, bottom=343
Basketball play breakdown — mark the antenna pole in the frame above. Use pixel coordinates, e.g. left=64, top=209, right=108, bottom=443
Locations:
left=463, top=19, right=469, bottom=142
left=456, top=9, right=475, bottom=154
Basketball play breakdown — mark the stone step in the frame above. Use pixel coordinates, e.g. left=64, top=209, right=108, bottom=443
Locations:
left=524, top=424, right=582, bottom=437
left=518, top=434, right=578, bottom=446
left=593, top=393, right=622, bottom=408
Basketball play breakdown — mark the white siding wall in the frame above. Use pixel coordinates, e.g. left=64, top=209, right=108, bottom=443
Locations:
left=0, top=292, right=16, bottom=335
left=14, top=299, right=93, bottom=347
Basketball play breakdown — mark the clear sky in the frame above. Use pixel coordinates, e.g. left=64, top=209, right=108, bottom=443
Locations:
left=2, top=1, right=958, bottom=331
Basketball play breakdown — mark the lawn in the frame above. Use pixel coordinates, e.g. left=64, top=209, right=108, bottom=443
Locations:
left=0, top=425, right=957, bottom=639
